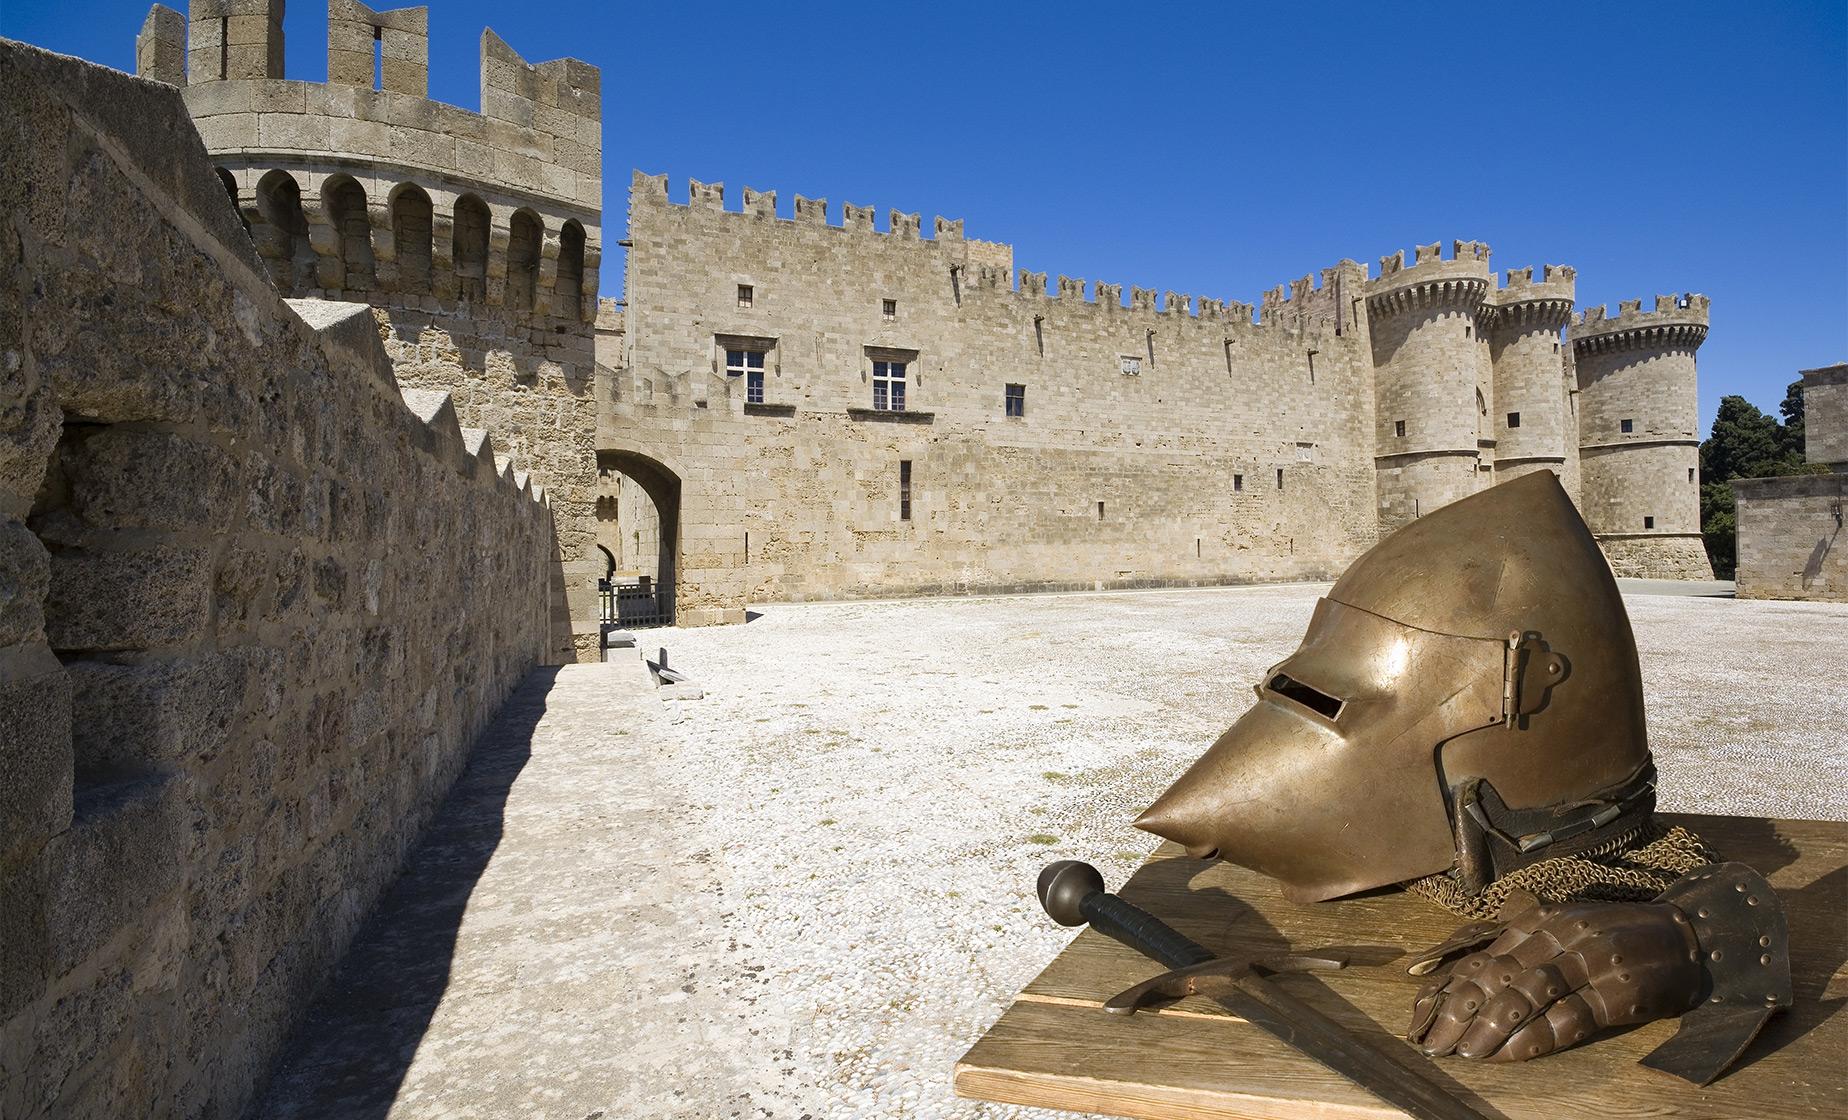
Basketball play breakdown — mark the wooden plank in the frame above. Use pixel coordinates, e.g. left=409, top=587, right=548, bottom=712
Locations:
left=956, top=814, right=1848, bottom=1119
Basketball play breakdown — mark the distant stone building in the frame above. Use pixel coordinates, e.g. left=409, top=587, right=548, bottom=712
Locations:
left=141, top=0, right=1712, bottom=638
left=1734, top=363, right=1848, bottom=600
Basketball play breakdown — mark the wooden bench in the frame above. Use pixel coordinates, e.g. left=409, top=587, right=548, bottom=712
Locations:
left=955, top=813, right=1846, bottom=1119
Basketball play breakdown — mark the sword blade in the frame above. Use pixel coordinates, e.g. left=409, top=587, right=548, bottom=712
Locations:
left=1212, top=971, right=1493, bottom=1120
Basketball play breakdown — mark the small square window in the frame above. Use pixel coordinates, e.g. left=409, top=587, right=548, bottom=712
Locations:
left=1644, top=516, right=1655, bottom=529
left=1620, top=418, right=1634, bottom=433
left=737, top=284, right=753, bottom=308
left=1119, top=356, right=1141, bottom=376
left=1394, top=420, right=1406, bottom=438
left=1004, top=383, right=1025, bottom=418
left=1233, top=473, right=1244, bottom=492
left=1507, top=412, right=1521, bottom=428
left=1296, top=442, right=1313, bottom=462
left=882, top=298, right=897, bottom=320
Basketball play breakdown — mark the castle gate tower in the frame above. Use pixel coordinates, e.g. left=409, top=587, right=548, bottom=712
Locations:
left=1569, top=295, right=1714, bottom=579
left=1363, top=241, right=1494, bottom=531
left=1485, top=265, right=1577, bottom=494
left=138, top=0, right=606, bottom=660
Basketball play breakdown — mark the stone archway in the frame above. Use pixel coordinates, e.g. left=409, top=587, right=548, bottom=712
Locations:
left=595, top=448, right=681, bottom=626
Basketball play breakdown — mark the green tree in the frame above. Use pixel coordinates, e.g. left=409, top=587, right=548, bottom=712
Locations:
left=1697, top=387, right=1809, bottom=578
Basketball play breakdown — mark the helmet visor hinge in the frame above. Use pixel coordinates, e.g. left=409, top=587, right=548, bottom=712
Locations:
left=1502, top=630, right=1570, bottom=726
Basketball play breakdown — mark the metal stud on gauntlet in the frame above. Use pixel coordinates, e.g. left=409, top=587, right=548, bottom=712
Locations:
left=1404, top=862, right=1790, bottom=1083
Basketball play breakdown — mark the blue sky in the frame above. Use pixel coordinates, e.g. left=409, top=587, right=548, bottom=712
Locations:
left=6, top=0, right=1844, bottom=432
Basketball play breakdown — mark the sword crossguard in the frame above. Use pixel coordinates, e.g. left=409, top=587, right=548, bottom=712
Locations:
left=1103, top=953, right=1350, bottom=1015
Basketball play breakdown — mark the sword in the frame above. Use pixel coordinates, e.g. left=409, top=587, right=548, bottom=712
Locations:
left=1038, top=860, right=1494, bottom=1120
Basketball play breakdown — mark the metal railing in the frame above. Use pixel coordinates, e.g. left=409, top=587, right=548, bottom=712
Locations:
left=599, top=577, right=672, bottom=628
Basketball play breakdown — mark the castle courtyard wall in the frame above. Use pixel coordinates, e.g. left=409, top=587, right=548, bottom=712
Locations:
left=611, top=175, right=1380, bottom=620
left=1733, top=473, right=1848, bottom=601
left=0, top=41, right=553, bottom=1118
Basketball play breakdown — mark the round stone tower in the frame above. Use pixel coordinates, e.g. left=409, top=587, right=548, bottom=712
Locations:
left=137, top=0, right=607, bottom=660
left=1363, top=240, right=1494, bottom=531
left=1484, top=264, right=1577, bottom=494
left=1569, top=295, right=1713, bottom=579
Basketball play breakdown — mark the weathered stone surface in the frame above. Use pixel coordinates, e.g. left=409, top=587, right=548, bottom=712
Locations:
left=44, top=544, right=213, bottom=651
left=0, top=658, right=73, bottom=871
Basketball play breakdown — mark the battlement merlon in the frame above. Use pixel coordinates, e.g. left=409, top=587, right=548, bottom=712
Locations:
left=185, top=0, right=285, bottom=82
left=1364, top=239, right=1492, bottom=310
left=137, top=4, right=186, bottom=85
left=1484, top=263, right=1576, bottom=329
left=330, top=0, right=428, bottom=98
left=480, top=28, right=601, bottom=136
left=1569, top=293, right=1710, bottom=353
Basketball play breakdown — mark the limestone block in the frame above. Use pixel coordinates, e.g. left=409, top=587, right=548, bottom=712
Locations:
left=67, top=653, right=249, bottom=773
left=66, top=429, right=240, bottom=534
left=0, top=858, right=51, bottom=1021
left=44, top=545, right=212, bottom=651
left=257, top=112, right=331, bottom=151
left=0, top=517, right=50, bottom=648
left=45, top=774, right=186, bottom=977
left=0, top=656, right=73, bottom=872
left=189, top=111, right=259, bottom=152
left=246, top=79, right=308, bottom=114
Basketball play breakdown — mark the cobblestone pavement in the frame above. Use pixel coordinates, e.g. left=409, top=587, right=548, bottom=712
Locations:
left=257, top=584, right=1848, bottom=1118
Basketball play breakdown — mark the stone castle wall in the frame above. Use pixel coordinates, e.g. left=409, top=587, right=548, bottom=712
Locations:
left=149, top=1, right=607, bottom=657
left=0, top=41, right=554, bottom=1118
left=609, top=174, right=1381, bottom=619
left=1732, top=473, right=1847, bottom=599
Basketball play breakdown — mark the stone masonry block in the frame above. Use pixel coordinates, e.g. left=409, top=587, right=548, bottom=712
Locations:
left=257, top=113, right=331, bottom=151
left=0, top=657, right=73, bottom=872
left=66, top=653, right=248, bottom=775
left=66, top=429, right=240, bottom=534
left=44, top=545, right=212, bottom=652
left=0, top=517, right=51, bottom=648
left=45, top=773, right=186, bottom=978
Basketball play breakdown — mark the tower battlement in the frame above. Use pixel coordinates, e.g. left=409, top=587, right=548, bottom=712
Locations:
left=1365, top=240, right=1493, bottom=313
left=1570, top=293, right=1709, bottom=354
left=637, top=173, right=966, bottom=244
left=1485, top=263, right=1576, bottom=328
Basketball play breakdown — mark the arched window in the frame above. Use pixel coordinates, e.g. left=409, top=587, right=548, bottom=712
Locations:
left=452, top=193, right=489, bottom=303
left=390, top=183, right=433, bottom=293
left=556, top=219, right=585, bottom=320
left=507, top=209, right=542, bottom=312
left=254, top=169, right=314, bottom=292
left=214, top=167, right=249, bottom=233
left=322, top=176, right=375, bottom=292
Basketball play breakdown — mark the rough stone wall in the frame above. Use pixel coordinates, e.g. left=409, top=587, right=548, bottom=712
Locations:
left=1734, top=473, right=1848, bottom=599
left=611, top=174, right=1379, bottom=622
left=1803, top=363, right=1848, bottom=467
left=1569, top=296, right=1710, bottom=576
left=0, top=40, right=552, bottom=1119
left=165, top=6, right=606, bottom=658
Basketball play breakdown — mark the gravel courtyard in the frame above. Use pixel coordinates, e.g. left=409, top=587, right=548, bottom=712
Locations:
left=261, top=583, right=1848, bottom=1118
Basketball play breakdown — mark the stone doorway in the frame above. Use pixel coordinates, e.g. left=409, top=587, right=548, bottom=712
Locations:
left=595, top=449, right=681, bottom=628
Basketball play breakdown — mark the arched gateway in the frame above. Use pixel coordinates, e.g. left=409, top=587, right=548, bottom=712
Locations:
left=595, top=449, right=682, bottom=627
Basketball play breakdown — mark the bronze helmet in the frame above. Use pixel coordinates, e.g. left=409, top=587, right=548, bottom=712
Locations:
left=1136, top=472, right=1656, bottom=903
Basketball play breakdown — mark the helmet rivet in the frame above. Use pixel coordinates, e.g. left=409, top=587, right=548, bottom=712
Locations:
left=1610, top=954, right=1623, bottom=964
left=1747, top=896, right=1759, bottom=906
left=1761, top=954, right=1772, bottom=966
left=1710, top=950, right=1724, bottom=962
left=1759, top=935, right=1771, bottom=947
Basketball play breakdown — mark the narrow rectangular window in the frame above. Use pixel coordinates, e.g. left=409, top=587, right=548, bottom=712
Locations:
left=1394, top=419, right=1406, bottom=438
left=1688, top=467, right=1696, bottom=482
left=1097, top=501, right=1105, bottom=520
left=1233, top=473, right=1244, bottom=492
left=737, top=284, right=754, bottom=308
left=1004, top=383, right=1025, bottom=417
left=1276, top=468, right=1285, bottom=490
left=872, top=360, right=907, bottom=411
left=219, top=16, right=228, bottom=78
left=882, top=298, right=897, bottom=320
left=1621, top=418, right=1634, bottom=433
left=899, top=459, right=912, bottom=521
left=1507, top=412, right=1521, bottom=428
left=1644, top=515, right=1655, bottom=529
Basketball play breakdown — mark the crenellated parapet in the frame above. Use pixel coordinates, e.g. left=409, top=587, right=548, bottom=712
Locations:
left=1363, top=240, right=1492, bottom=316
left=1569, top=293, right=1709, bottom=355
left=156, top=1, right=602, bottom=321
left=1485, top=263, right=1576, bottom=330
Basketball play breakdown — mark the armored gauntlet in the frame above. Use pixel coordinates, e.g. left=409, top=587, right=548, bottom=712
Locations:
left=1405, top=862, right=1790, bottom=1081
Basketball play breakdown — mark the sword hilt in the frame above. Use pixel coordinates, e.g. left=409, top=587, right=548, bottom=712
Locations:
left=1038, top=861, right=1216, bottom=971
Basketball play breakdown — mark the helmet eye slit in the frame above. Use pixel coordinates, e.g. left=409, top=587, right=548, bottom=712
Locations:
left=1267, top=673, right=1344, bottom=720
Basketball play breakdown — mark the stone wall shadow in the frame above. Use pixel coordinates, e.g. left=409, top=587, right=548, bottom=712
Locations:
left=247, top=667, right=559, bottom=1119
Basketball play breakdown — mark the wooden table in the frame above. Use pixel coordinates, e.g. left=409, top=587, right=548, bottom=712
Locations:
left=955, top=814, right=1847, bottom=1120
